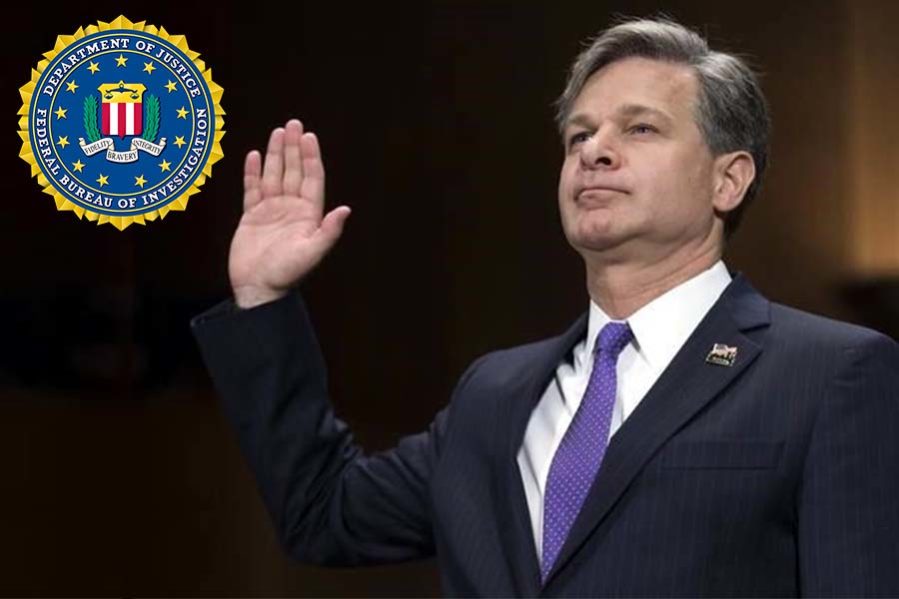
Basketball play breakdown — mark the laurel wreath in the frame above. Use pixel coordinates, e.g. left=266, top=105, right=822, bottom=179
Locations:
left=143, top=95, right=160, bottom=142
left=83, top=95, right=101, bottom=142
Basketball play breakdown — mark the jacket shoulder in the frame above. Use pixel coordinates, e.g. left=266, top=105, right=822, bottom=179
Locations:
left=460, top=322, right=582, bottom=394
left=768, top=302, right=895, bottom=351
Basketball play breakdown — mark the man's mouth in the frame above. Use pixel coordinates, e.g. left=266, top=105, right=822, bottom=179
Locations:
left=576, top=186, right=628, bottom=202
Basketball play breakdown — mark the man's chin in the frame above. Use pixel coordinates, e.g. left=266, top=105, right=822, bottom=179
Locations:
left=566, top=233, right=629, bottom=256
left=563, top=222, right=628, bottom=254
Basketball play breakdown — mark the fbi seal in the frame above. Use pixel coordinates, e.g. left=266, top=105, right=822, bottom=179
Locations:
left=17, top=16, right=225, bottom=230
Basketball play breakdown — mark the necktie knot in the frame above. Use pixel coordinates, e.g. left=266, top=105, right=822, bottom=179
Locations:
left=595, top=321, right=633, bottom=357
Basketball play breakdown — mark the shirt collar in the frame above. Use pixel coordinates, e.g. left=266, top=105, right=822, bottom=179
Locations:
left=577, top=260, right=732, bottom=370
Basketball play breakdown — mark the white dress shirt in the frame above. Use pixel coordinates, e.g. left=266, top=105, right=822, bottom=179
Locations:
left=516, top=260, right=732, bottom=562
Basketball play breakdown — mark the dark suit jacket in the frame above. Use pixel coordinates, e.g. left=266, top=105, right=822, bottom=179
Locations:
left=191, top=275, right=899, bottom=597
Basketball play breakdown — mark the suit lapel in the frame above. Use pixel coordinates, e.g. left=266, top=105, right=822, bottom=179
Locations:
left=493, top=311, right=589, bottom=597
left=541, top=274, right=771, bottom=588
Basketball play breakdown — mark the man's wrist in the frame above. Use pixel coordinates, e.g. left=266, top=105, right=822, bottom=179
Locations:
left=232, top=286, right=288, bottom=310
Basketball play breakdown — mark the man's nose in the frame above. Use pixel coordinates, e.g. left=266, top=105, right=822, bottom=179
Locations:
left=580, top=132, right=620, bottom=170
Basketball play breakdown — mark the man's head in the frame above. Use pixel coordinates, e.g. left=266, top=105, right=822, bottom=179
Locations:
left=555, top=17, right=769, bottom=263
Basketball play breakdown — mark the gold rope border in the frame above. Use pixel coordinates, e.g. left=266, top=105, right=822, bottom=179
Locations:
left=17, top=15, right=225, bottom=230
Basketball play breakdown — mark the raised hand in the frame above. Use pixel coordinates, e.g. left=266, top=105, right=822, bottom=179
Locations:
left=228, top=119, right=351, bottom=309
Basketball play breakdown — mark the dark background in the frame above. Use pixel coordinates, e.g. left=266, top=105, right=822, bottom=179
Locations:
left=2, top=0, right=897, bottom=595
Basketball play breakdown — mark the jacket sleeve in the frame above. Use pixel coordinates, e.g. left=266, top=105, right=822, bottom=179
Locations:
left=190, top=292, right=478, bottom=567
left=798, top=331, right=899, bottom=597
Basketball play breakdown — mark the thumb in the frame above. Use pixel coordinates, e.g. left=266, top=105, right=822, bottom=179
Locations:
left=312, top=205, right=352, bottom=253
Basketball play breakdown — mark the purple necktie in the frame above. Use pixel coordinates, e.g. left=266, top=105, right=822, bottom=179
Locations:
left=541, top=321, right=633, bottom=584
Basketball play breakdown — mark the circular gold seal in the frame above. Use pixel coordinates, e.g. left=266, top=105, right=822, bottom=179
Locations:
left=17, top=15, right=225, bottom=230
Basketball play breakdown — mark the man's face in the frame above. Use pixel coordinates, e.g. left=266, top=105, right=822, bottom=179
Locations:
left=558, top=57, right=719, bottom=260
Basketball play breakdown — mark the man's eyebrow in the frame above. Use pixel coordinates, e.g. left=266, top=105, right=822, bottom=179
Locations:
left=565, top=113, right=595, bottom=130
left=565, top=104, right=674, bottom=130
left=617, top=103, right=674, bottom=122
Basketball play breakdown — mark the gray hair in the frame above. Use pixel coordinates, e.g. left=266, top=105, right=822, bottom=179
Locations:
left=555, top=17, right=770, bottom=236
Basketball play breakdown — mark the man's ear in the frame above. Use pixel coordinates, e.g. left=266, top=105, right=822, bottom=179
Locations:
left=712, top=151, right=756, bottom=214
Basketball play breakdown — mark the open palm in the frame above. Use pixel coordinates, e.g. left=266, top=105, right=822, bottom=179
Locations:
left=229, top=119, right=351, bottom=308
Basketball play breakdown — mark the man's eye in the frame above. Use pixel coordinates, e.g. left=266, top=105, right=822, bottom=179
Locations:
left=568, top=131, right=590, bottom=146
left=630, top=124, right=657, bottom=135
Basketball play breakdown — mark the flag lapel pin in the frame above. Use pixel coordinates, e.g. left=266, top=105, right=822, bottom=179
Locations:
left=706, top=343, right=738, bottom=367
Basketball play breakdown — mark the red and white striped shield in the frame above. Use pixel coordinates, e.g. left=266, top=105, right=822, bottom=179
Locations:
left=98, top=82, right=146, bottom=139
left=102, top=100, right=143, bottom=138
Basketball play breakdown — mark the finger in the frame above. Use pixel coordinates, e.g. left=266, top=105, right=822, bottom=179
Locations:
left=282, top=119, right=304, bottom=196
left=300, top=132, right=325, bottom=212
left=261, top=127, right=285, bottom=198
left=243, top=150, right=262, bottom=211
left=311, top=205, right=351, bottom=255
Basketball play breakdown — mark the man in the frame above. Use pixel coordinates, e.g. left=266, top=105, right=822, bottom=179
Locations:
left=192, top=17, right=899, bottom=597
